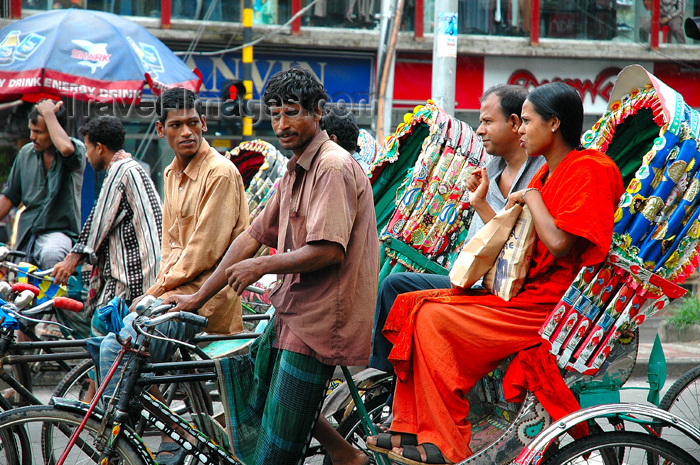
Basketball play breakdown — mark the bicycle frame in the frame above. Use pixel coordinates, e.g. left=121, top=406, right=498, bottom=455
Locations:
left=0, top=299, right=90, bottom=408
left=53, top=310, right=258, bottom=464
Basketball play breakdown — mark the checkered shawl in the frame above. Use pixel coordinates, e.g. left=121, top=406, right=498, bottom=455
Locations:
left=216, top=318, right=333, bottom=465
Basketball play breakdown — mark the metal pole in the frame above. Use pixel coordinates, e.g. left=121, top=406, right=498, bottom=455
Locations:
left=375, top=0, right=402, bottom=144
left=431, top=0, right=457, bottom=116
left=242, top=0, right=253, bottom=139
left=10, top=0, right=21, bottom=19
left=651, top=0, right=661, bottom=49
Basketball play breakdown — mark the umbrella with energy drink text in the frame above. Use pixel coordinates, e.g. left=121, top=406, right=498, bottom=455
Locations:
left=0, top=8, right=201, bottom=104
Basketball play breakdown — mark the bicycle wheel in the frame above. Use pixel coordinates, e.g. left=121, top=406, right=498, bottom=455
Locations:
left=0, top=404, right=145, bottom=465
left=658, top=364, right=700, bottom=460
left=542, top=431, right=699, bottom=465
left=316, top=391, right=390, bottom=465
left=52, top=358, right=95, bottom=403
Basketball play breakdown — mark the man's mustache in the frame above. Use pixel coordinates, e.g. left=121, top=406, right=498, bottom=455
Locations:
left=276, top=131, right=298, bottom=138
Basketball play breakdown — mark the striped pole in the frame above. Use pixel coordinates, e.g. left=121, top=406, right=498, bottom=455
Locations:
left=242, top=0, right=253, bottom=139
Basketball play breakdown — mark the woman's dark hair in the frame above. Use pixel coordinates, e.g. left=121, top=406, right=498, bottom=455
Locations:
left=79, top=116, right=126, bottom=153
left=526, top=82, right=584, bottom=149
left=262, top=67, right=328, bottom=114
left=29, top=100, right=67, bottom=129
left=155, top=87, right=202, bottom=124
left=321, top=107, right=359, bottom=153
left=481, top=84, right=528, bottom=119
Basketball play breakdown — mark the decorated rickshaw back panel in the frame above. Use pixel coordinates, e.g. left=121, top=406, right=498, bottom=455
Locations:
left=541, top=65, right=700, bottom=375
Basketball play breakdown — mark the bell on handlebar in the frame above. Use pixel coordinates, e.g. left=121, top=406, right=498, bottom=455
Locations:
left=135, top=295, right=156, bottom=315
left=0, top=246, right=8, bottom=261
left=0, top=282, right=11, bottom=300
left=14, top=289, right=35, bottom=310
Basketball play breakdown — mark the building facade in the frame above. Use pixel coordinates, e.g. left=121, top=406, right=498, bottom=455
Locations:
left=0, top=0, right=698, bottom=199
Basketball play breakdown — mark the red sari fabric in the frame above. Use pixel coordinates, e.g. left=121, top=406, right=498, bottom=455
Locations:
left=383, top=149, right=623, bottom=462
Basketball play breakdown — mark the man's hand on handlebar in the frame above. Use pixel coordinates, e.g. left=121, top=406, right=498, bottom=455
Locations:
left=226, top=258, right=263, bottom=296
left=51, top=252, right=80, bottom=285
left=163, top=293, right=201, bottom=314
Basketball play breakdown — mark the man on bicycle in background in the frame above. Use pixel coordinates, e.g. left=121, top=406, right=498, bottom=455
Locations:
left=168, top=67, right=378, bottom=465
left=51, top=116, right=163, bottom=338
left=0, top=99, right=85, bottom=270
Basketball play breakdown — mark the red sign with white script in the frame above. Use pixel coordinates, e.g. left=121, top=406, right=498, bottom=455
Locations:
left=508, top=67, right=620, bottom=106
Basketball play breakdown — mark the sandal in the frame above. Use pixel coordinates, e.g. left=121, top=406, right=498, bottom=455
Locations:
left=155, top=441, right=188, bottom=465
left=388, top=442, right=451, bottom=465
left=366, top=432, right=417, bottom=455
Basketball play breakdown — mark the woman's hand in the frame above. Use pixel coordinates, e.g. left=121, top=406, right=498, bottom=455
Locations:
left=506, top=189, right=526, bottom=209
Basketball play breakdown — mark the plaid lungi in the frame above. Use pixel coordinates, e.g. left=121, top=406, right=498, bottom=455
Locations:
left=216, top=318, right=334, bottom=465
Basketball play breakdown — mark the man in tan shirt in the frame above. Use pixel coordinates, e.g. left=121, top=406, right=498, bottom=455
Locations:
left=98, top=87, right=248, bottom=464
left=169, top=68, right=378, bottom=465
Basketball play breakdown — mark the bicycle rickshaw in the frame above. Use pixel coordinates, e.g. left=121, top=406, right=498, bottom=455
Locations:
left=323, top=64, right=700, bottom=465
left=0, top=64, right=699, bottom=465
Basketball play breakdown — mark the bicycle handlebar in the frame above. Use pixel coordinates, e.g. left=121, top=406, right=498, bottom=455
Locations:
left=149, top=302, right=176, bottom=316
left=0, top=261, right=55, bottom=281
left=0, top=246, right=26, bottom=260
left=53, top=297, right=84, bottom=313
left=131, top=310, right=209, bottom=351
left=245, top=285, right=266, bottom=295
left=140, top=310, right=208, bottom=329
left=11, top=282, right=40, bottom=296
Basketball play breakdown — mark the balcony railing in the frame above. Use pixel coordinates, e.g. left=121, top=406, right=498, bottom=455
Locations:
left=10, top=0, right=696, bottom=49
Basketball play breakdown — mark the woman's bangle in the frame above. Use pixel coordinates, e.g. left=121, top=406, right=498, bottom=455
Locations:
left=522, top=188, right=539, bottom=203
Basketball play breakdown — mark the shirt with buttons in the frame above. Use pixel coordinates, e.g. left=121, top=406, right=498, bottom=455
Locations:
left=248, top=131, right=380, bottom=366
left=146, top=139, right=249, bottom=335
left=2, top=138, right=86, bottom=250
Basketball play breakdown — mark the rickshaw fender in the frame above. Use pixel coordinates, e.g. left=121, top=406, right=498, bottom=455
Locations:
left=514, top=402, right=700, bottom=465
left=51, top=397, right=105, bottom=418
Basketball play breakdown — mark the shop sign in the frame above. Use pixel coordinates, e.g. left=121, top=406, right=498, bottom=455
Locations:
left=185, top=50, right=374, bottom=108
left=653, top=63, right=700, bottom=108
left=484, top=57, right=653, bottom=114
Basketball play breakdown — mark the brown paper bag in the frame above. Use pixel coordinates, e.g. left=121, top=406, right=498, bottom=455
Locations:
left=449, top=205, right=523, bottom=289
left=483, top=205, right=536, bottom=301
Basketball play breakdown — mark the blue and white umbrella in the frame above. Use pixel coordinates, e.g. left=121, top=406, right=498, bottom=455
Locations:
left=0, top=8, right=202, bottom=103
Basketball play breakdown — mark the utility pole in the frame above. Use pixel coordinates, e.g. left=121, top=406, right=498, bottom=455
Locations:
left=431, top=0, right=457, bottom=115
left=375, top=0, right=404, bottom=143
left=242, top=0, right=254, bottom=139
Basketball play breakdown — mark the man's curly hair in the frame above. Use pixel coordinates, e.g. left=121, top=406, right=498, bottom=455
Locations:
left=262, top=67, right=328, bottom=114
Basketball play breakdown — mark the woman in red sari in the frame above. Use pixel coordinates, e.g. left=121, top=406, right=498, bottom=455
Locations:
left=366, top=82, right=624, bottom=464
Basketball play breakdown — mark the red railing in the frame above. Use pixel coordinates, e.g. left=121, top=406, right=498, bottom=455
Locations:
left=10, top=0, right=21, bottom=19
left=161, top=0, right=172, bottom=29
left=651, top=0, right=661, bottom=49
left=2, top=1, right=669, bottom=50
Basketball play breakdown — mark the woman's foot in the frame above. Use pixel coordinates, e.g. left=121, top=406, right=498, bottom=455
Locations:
left=389, top=443, right=453, bottom=465
left=366, top=432, right=417, bottom=454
